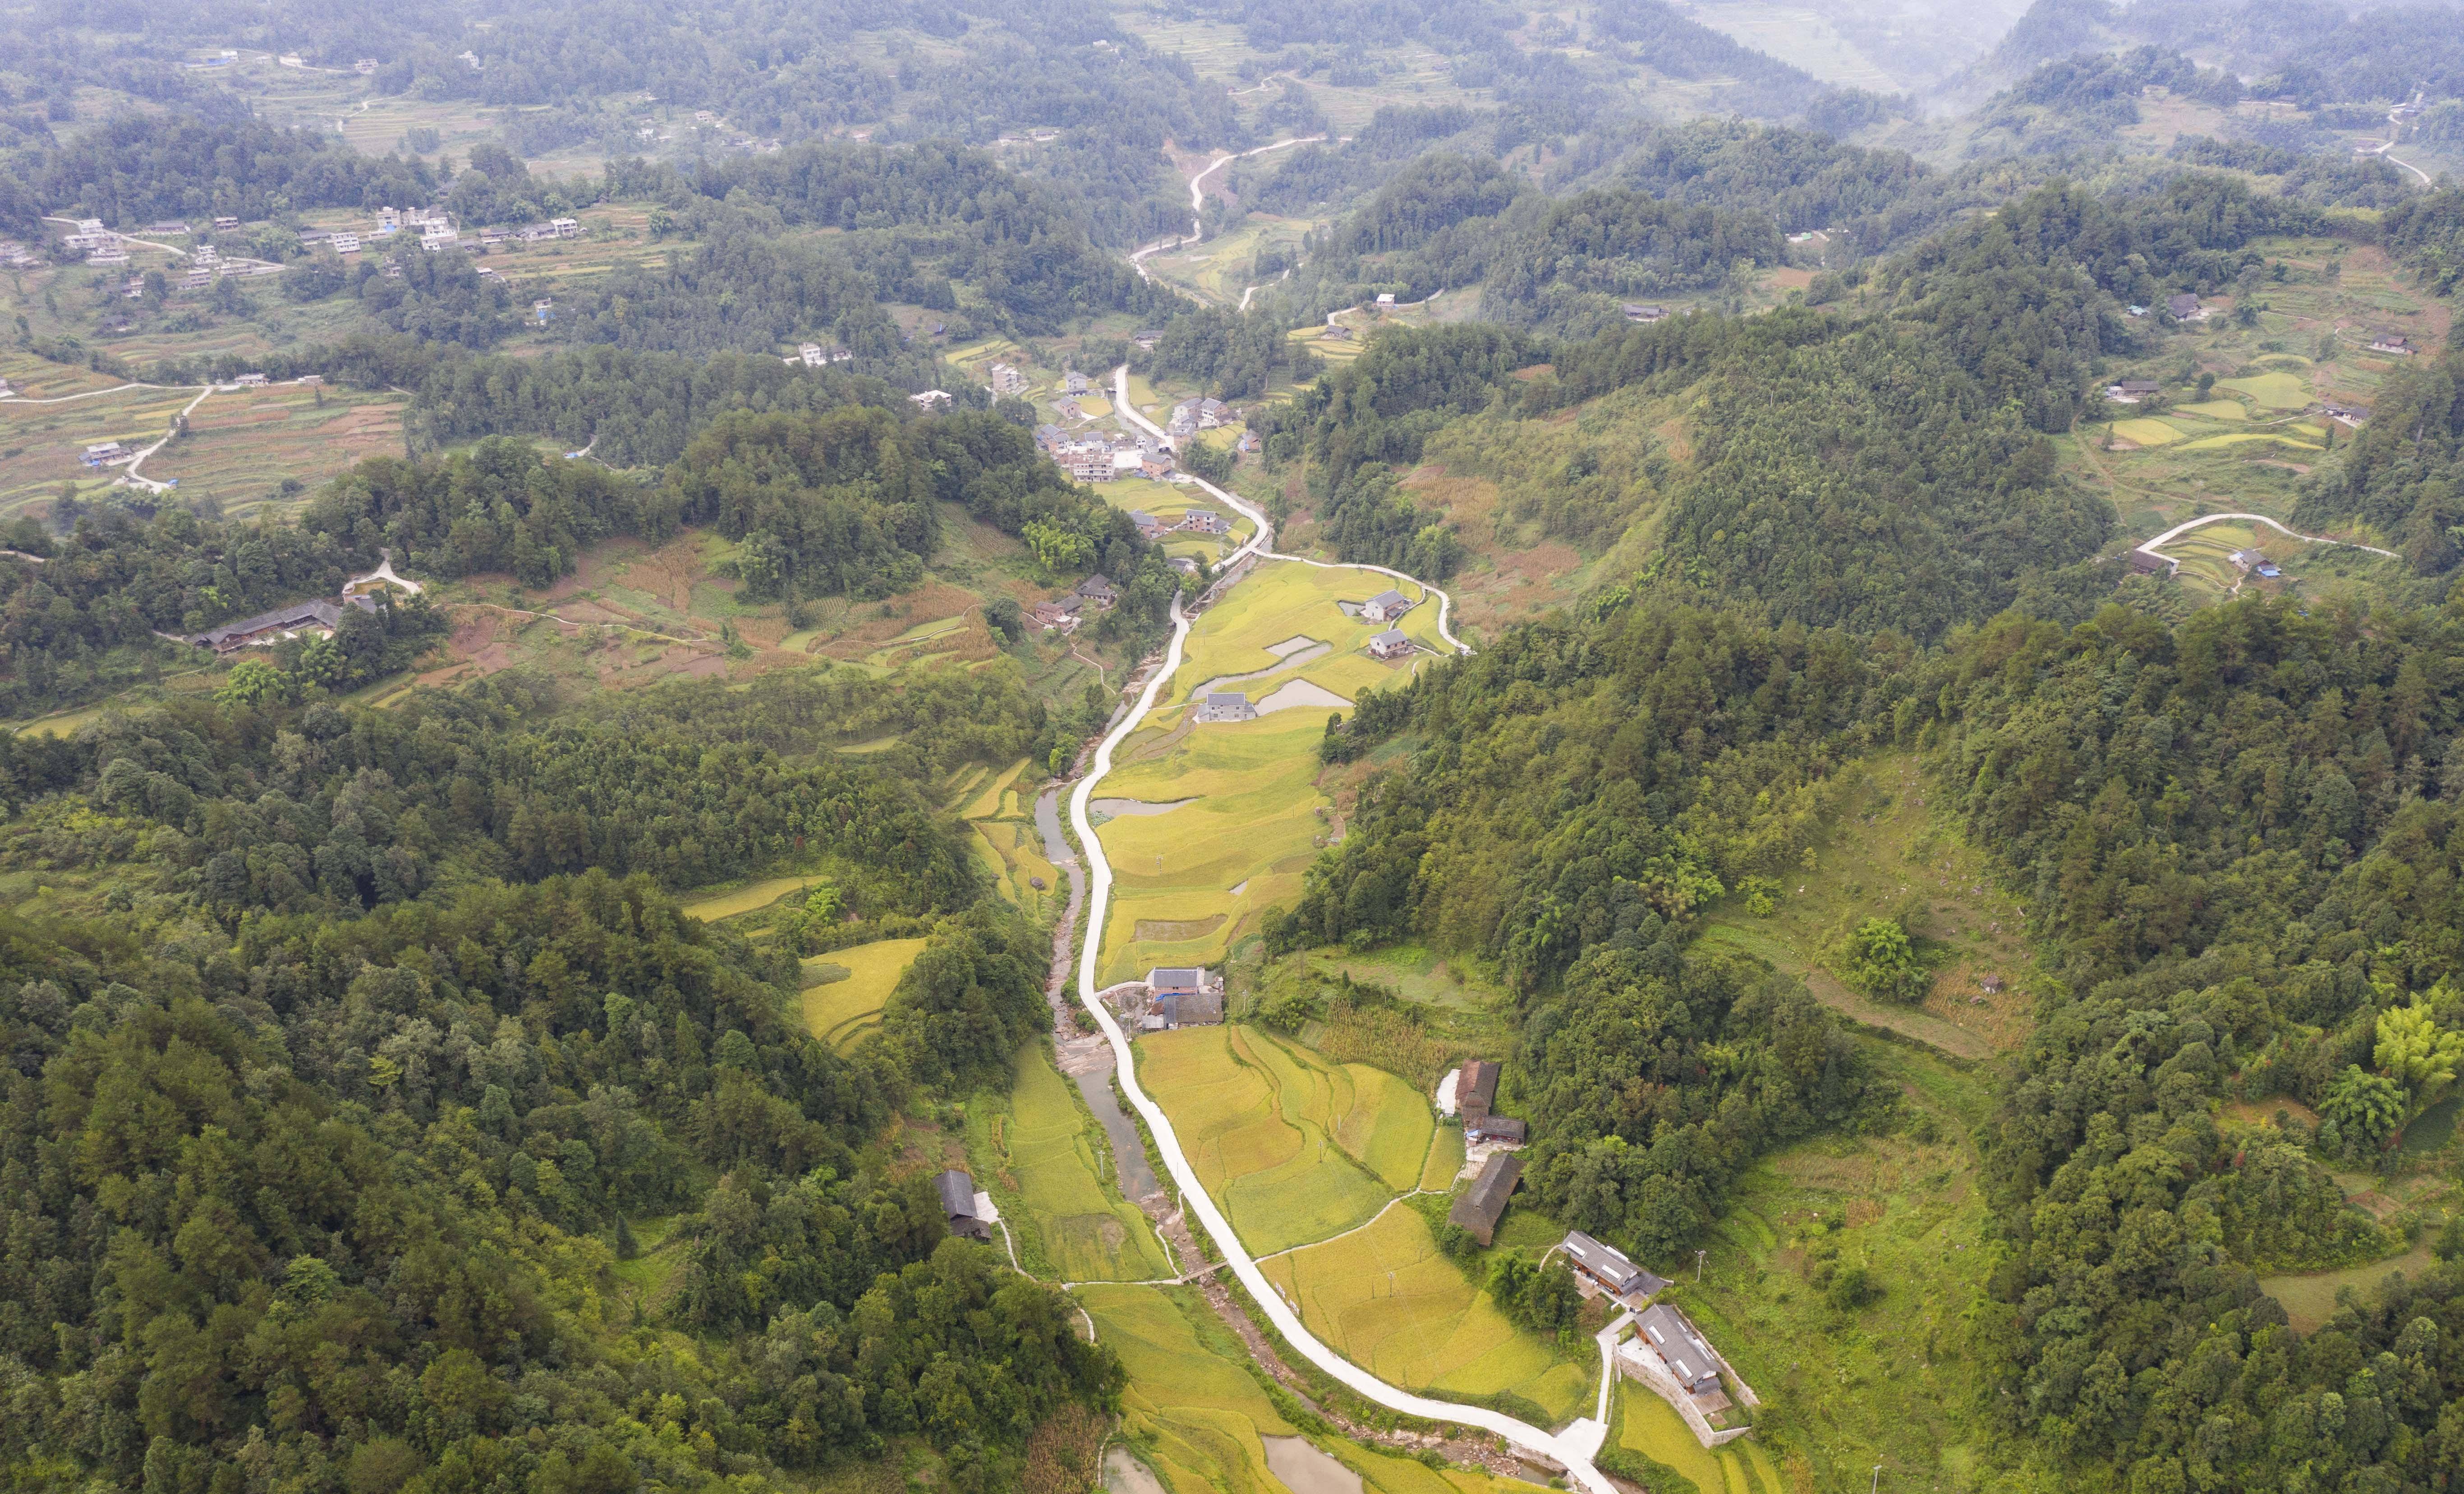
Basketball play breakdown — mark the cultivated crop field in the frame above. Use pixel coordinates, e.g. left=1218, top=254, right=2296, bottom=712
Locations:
left=1161, top=560, right=1443, bottom=710
left=1081, top=1283, right=1536, bottom=1494
left=1094, top=709, right=1328, bottom=981
left=1259, top=1204, right=1592, bottom=1425
left=798, top=936, right=929, bottom=1051
left=143, top=383, right=408, bottom=516
left=1134, top=1025, right=1402, bottom=1255
left=975, top=1047, right=1173, bottom=1282
left=0, top=383, right=198, bottom=517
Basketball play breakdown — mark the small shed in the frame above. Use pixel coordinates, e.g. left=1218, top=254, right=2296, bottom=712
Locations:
left=936, top=1169, right=990, bottom=1240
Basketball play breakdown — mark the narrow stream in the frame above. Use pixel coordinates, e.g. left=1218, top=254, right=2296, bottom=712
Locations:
left=1035, top=783, right=1162, bottom=1202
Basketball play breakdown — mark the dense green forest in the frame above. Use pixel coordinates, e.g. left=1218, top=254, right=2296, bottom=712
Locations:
left=0, top=665, right=1113, bottom=1492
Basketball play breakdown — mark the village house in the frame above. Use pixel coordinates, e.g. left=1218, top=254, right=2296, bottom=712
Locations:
left=1558, top=1229, right=1666, bottom=1300
left=1630, top=1303, right=1727, bottom=1399
left=1448, top=1152, right=1522, bottom=1247
left=1167, top=402, right=1199, bottom=439
left=331, top=233, right=362, bottom=254
left=1031, top=596, right=1082, bottom=632
left=354, top=59, right=377, bottom=74
left=1131, top=511, right=1167, bottom=540
left=1065, top=369, right=1090, bottom=395
left=192, top=245, right=221, bottom=266
left=988, top=362, right=1028, bottom=397
left=184, top=268, right=214, bottom=290
left=553, top=217, right=582, bottom=238
left=383, top=262, right=405, bottom=279
left=1623, top=303, right=1668, bottom=323
left=301, top=228, right=332, bottom=245
left=1194, top=691, right=1258, bottom=723
left=1361, top=588, right=1414, bottom=623
left=910, top=389, right=953, bottom=411
left=2106, top=378, right=2161, bottom=401
left=2369, top=333, right=2415, bottom=355
left=82, top=442, right=128, bottom=466
left=2165, top=292, right=2207, bottom=322
left=1140, top=453, right=1173, bottom=480
left=1034, top=423, right=1064, bottom=452
left=1133, top=329, right=1163, bottom=350
left=85, top=251, right=129, bottom=267
left=2127, top=549, right=2171, bottom=576
left=234, top=373, right=268, bottom=387
left=1369, top=628, right=1415, bottom=661
left=186, top=595, right=379, bottom=653
left=1075, top=575, right=1117, bottom=609
left=1466, top=1113, right=1527, bottom=1144
left=1375, top=292, right=1397, bottom=307
left=1455, top=1059, right=1500, bottom=1123
left=479, top=228, right=510, bottom=246
left=1196, top=397, right=1229, bottom=429
left=1140, top=967, right=1226, bottom=1029
left=213, top=216, right=240, bottom=231
left=935, top=1170, right=992, bottom=1241
left=1321, top=323, right=1353, bottom=341
left=145, top=221, right=190, bottom=236
left=1182, top=509, right=1225, bottom=534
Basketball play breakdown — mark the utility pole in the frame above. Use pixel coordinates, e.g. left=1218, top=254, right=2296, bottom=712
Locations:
left=1695, top=1249, right=1705, bottom=1282
left=1871, top=1466, right=1881, bottom=1494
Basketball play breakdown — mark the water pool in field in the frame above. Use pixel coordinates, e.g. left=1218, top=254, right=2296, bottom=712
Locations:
left=1261, top=1437, right=1362, bottom=1494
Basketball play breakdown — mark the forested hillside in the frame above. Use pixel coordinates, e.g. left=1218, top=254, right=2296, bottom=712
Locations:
left=6, top=1, right=2464, bottom=1489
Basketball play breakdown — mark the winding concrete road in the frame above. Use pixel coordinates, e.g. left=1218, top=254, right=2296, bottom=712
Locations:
left=2133, top=511, right=2401, bottom=575
left=1109, top=366, right=1469, bottom=653
left=1067, top=369, right=1610, bottom=1487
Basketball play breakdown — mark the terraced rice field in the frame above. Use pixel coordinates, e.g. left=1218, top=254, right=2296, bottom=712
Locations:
left=1259, top=1205, right=1592, bottom=1425
left=2110, top=417, right=2185, bottom=447
left=2218, top=371, right=2313, bottom=410
left=0, top=383, right=200, bottom=515
left=1134, top=1025, right=1403, bottom=1254
left=143, top=384, right=408, bottom=516
left=1161, top=560, right=1445, bottom=710
left=956, top=758, right=1062, bottom=915
left=983, top=1047, right=1173, bottom=1282
left=1618, top=1384, right=1784, bottom=1494
left=1081, top=1284, right=1533, bottom=1494
left=1094, top=710, right=1329, bottom=981
left=680, top=874, right=827, bottom=922
left=799, top=936, right=929, bottom=1051
left=2178, top=432, right=2321, bottom=452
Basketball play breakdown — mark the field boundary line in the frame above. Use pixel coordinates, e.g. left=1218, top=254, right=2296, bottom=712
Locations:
left=1250, top=1189, right=1446, bottom=1264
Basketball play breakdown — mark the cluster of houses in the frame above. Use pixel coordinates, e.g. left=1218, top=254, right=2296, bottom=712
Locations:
left=1036, top=424, right=1172, bottom=484
left=1166, top=397, right=1232, bottom=440
left=1437, top=1051, right=1748, bottom=1440
left=475, top=218, right=582, bottom=248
